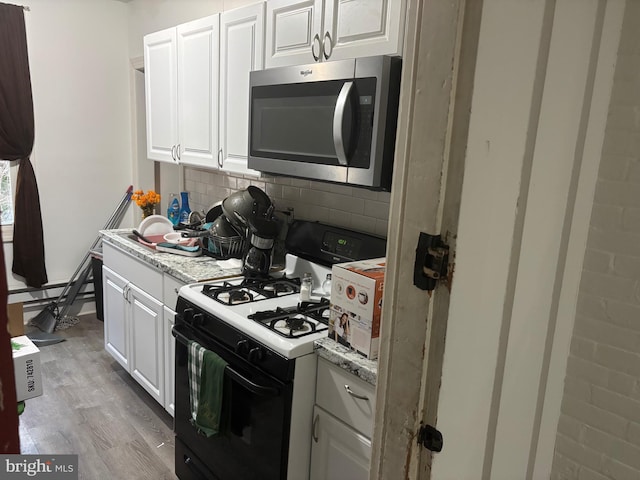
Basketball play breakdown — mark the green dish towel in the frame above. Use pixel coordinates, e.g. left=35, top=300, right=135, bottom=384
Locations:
left=188, top=340, right=228, bottom=437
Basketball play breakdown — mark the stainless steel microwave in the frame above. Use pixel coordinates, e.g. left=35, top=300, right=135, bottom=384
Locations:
left=248, top=55, right=401, bottom=191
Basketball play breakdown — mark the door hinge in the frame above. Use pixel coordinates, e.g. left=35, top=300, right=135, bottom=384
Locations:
left=418, top=424, right=443, bottom=452
left=414, top=232, right=449, bottom=291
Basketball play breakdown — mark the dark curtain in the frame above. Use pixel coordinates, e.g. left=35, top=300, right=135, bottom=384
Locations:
left=0, top=2, right=47, bottom=288
left=0, top=3, right=29, bottom=454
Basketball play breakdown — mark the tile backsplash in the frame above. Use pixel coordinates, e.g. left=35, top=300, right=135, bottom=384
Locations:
left=184, top=167, right=390, bottom=237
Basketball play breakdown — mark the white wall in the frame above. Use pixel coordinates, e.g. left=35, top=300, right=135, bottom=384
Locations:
left=552, top=2, right=640, bottom=479
left=6, top=0, right=133, bottom=296
left=127, top=0, right=258, bottom=59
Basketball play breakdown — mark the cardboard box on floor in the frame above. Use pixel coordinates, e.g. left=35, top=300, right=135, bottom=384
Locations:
left=8, top=302, right=24, bottom=337
left=11, top=335, right=43, bottom=401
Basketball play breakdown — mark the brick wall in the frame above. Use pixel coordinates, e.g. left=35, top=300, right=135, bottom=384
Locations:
left=183, top=167, right=391, bottom=237
left=552, top=3, right=640, bottom=479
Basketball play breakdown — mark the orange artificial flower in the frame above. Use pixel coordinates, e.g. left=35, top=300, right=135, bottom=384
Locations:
left=132, top=189, right=161, bottom=208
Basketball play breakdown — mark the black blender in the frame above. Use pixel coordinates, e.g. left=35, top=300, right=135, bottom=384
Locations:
left=242, top=217, right=280, bottom=277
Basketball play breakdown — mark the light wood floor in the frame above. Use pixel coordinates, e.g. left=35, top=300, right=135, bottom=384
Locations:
left=18, top=313, right=177, bottom=480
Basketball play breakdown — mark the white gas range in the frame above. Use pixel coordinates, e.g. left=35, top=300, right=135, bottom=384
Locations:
left=172, top=220, right=386, bottom=480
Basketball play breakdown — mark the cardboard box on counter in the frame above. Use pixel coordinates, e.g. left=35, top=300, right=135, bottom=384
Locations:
left=329, top=258, right=385, bottom=359
left=11, top=335, right=43, bottom=401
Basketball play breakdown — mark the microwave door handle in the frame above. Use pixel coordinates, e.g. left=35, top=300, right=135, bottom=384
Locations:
left=333, top=81, right=354, bottom=166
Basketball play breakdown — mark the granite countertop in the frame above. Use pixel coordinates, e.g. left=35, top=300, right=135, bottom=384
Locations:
left=101, top=229, right=378, bottom=384
left=100, top=229, right=243, bottom=284
left=314, top=337, right=378, bottom=386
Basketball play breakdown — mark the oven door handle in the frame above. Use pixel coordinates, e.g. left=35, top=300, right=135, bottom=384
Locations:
left=172, top=326, right=281, bottom=397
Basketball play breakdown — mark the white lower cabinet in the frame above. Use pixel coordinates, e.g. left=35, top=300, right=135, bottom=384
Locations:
left=310, top=358, right=375, bottom=480
left=129, top=284, right=164, bottom=404
left=310, top=406, right=372, bottom=480
left=103, top=266, right=130, bottom=370
left=102, top=241, right=183, bottom=416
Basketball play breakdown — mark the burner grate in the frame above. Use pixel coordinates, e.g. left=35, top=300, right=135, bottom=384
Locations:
left=201, top=276, right=301, bottom=306
left=247, top=298, right=330, bottom=338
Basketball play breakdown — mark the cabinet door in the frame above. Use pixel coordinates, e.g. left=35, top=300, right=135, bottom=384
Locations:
left=103, top=266, right=130, bottom=370
left=323, top=0, right=405, bottom=61
left=177, top=15, right=220, bottom=168
left=265, top=0, right=323, bottom=68
left=219, top=2, right=264, bottom=176
left=129, top=283, right=165, bottom=404
left=310, top=406, right=372, bottom=480
left=144, top=27, right=179, bottom=163
left=163, top=306, right=176, bottom=417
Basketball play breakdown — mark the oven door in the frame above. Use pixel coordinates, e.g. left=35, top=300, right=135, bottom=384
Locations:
left=248, top=59, right=377, bottom=185
left=173, top=325, right=293, bottom=480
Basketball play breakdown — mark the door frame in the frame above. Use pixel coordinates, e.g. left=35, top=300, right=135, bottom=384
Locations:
left=370, top=0, right=482, bottom=478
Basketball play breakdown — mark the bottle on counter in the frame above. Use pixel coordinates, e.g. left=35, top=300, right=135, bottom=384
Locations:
left=300, top=273, right=313, bottom=302
left=322, top=274, right=332, bottom=296
left=167, top=193, right=180, bottom=226
left=179, top=191, right=191, bottom=224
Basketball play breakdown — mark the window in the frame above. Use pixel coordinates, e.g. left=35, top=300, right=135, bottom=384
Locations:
left=0, top=161, right=16, bottom=241
left=0, top=161, right=14, bottom=225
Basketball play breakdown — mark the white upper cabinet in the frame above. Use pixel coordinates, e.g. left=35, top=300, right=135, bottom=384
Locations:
left=177, top=15, right=220, bottom=168
left=144, top=14, right=220, bottom=168
left=219, top=3, right=264, bottom=176
left=265, top=0, right=322, bottom=68
left=265, top=0, right=405, bottom=68
left=144, top=28, right=178, bottom=163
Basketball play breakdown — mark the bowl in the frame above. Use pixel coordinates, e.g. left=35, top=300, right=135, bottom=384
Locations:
left=163, top=232, right=185, bottom=244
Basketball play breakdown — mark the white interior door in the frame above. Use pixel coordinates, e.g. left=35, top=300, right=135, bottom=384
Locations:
left=373, top=0, right=625, bottom=479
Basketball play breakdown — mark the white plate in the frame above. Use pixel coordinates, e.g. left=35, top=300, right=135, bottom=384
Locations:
left=138, top=215, right=173, bottom=236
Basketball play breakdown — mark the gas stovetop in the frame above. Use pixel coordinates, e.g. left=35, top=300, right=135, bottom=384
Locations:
left=177, top=254, right=332, bottom=358
left=201, top=276, right=302, bottom=306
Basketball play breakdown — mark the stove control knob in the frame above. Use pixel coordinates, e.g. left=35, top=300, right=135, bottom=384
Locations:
left=248, top=347, right=264, bottom=363
left=181, top=308, right=194, bottom=323
left=192, top=313, right=205, bottom=327
left=235, top=339, right=249, bottom=355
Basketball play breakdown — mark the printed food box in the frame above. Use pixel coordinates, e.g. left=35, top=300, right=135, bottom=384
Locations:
left=329, top=258, right=385, bottom=359
left=11, top=335, right=43, bottom=401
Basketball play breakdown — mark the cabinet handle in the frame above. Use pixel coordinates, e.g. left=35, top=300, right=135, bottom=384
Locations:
left=218, top=148, right=223, bottom=168
left=171, top=144, right=177, bottom=161
left=312, top=413, right=319, bottom=443
left=177, top=143, right=181, bottom=161
left=311, top=33, right=321, bottom=61
left=344, top=384, right=369, bottom=401
left=322, top=31, right=333, bottom=60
